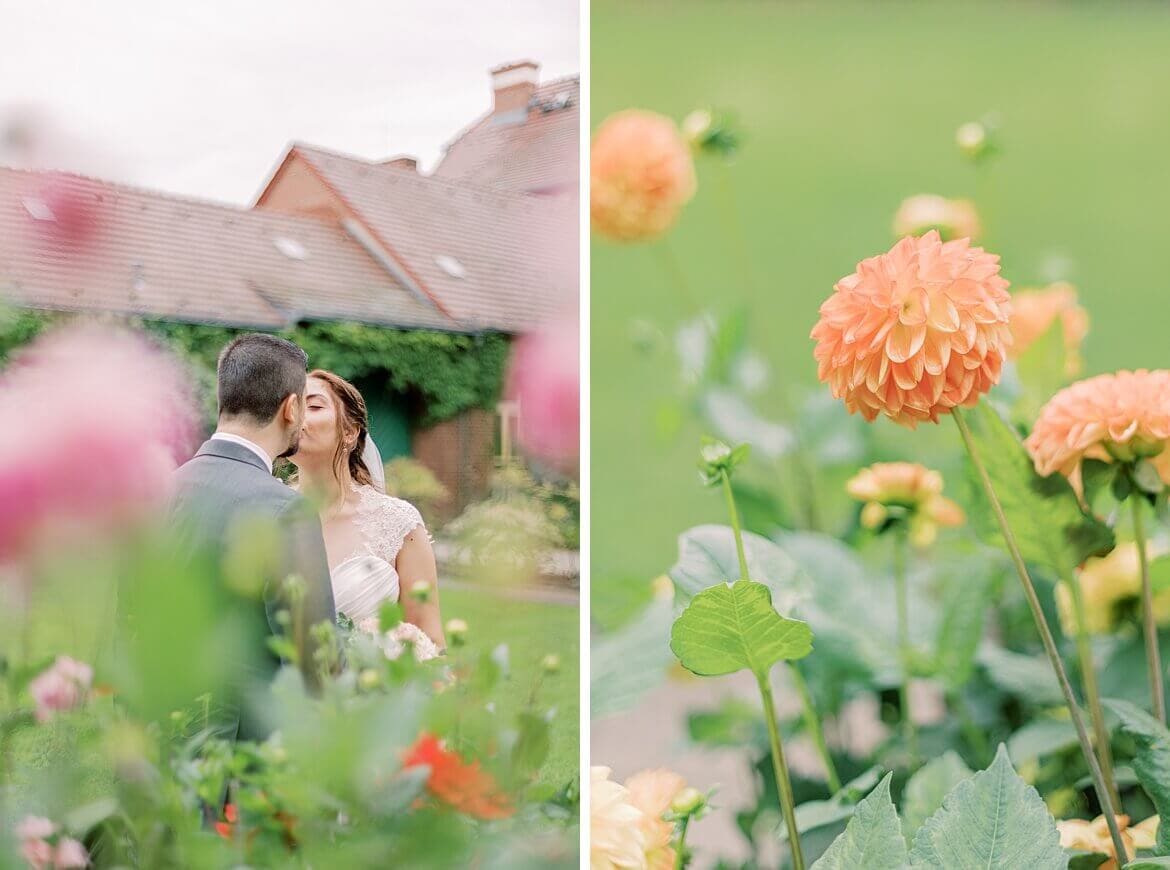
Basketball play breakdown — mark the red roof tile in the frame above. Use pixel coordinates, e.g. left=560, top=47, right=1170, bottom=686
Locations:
left=282, top=144, right=577, bottom=333
left=0, top=166, right=458, bottom=331
left=434, top=76, right=579, bottom=195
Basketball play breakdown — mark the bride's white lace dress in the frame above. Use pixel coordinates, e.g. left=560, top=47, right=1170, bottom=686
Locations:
left=330, top=484, right=439, bottom=661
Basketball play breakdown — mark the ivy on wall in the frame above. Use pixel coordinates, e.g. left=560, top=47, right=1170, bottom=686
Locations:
left=0, top=309, right=511, bottom=427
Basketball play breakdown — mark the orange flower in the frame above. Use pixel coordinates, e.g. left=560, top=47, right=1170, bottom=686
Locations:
left=1008, top=282, right=1089, bottom=377
left=811, top=232, right=1012, bottom=427
left=893, top=194, right=981, bottom=242
left=214, top=803, right=238, bottom=840
left=591, top=110, right=696, bottom=242
left=625, top=769, right=687, bottom=870
left=845, top=461, right=965, bottom=547
left=1057, top=814, right=1157, bottom=870
left=1025, top=370, right=1170, bottom=489
left=402, top=733, right=514, bottom=820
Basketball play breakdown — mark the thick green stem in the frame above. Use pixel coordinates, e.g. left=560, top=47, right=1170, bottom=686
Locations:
left=720, top=470, right=750, bottom=583
left=1064, top=566, right=1122, bottom=807
left=757, top=672, right=806, bottom=870
left=953, top=407, right=1127, bottom=861
left=674, top=816, right=691, bottom=870
left=1133, top=497, right=1165, bottom=724
left=722, top=468, right=837, bottom=792
left=788, top=663, right=842, bottom=794
left=892, top=528, right=918, bottom=762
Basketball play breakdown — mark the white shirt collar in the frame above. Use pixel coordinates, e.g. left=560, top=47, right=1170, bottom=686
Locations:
left=210, top=432, right=274, bottom=473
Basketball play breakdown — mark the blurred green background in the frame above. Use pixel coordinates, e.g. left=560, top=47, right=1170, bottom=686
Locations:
left=591, top=0, right=1170, bottom=587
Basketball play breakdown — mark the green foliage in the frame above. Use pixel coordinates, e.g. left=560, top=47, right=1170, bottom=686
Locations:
left=810, top=774, right=907, bottom=870
left=669, top=580, right=812, bottom=678
left=908, top=745, right=1066, bottom=869
left=901, top=752, right=973, bottom=839
left=962, top=401, right=1115, bottom=574
left=1106, top=700, right=1170, bottom=856
left=0, top=305, right=51, bottom=359
left=383, top=456, right=451, bottom=525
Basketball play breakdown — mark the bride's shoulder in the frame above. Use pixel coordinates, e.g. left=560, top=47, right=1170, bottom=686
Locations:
left=354, top=485, right=425, bottom=528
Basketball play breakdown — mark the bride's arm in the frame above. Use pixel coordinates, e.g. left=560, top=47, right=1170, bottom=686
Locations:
left=398, top=527, right=446, bottom=649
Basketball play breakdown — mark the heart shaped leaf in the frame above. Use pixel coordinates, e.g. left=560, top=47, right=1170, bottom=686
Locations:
left=670, top=580, right=812, bottom=678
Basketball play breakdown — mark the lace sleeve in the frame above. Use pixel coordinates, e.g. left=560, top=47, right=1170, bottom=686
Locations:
left=354, top=486, right=428, bottom=566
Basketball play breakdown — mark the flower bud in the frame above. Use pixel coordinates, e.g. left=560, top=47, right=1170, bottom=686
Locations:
left=541, top=654, right=561, bottom=675
left=955, top=121, right=987, bottom=159
left=410, top=580, right=431, bottom=603
left=682, top=109, right=714, bottom=148
left=651, top=574, right=675, bottom=601
left=358, top=669, right=381, bottom=691
left=445, top=618, right=469, bottom=647
left=671, top=787, right=707, bottom=816
left=860, top=501, right=888, bottom=530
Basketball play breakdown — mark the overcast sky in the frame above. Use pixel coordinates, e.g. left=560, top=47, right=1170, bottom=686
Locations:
left=0, top=0, right=579, bottom=204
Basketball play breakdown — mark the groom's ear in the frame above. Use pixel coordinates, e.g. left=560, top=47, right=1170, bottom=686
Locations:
left=279, top=392, right=300, bottom=424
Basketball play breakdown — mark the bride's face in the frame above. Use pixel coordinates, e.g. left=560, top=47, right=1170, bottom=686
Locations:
left=291, top=376, right=351, bottom=465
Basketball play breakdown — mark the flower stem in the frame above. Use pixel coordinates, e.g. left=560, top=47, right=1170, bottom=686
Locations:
left=722, top=468, right=839, bottom=793
left=892, top=527, right=918, bottom=762
left=788, top=663, right=842, bottom=794
left=674, top=816, right=691, bottom=870
left=1064, top=565, right=1122, bottom=808
left=952, top=406, right=1127, bottom=861
left=720, top=469, right=750, bottom=583
left=714, top=160, right=756, bottom=297
left=653, top=242, right=703, bottom=319
left=757, top=672, right=806, bottom=870
left=1133, top=497, right=1165, bottom=724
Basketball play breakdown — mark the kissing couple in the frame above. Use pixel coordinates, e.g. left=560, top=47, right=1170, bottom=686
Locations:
left=169, top=333, right=445, bottom=739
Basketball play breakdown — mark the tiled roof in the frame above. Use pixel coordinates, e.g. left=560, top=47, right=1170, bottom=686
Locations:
left=433, top=76, right=579, bottom=195
left=0, top=166, right=458, bottom=331
left=285, top=144, right=577, bottom=333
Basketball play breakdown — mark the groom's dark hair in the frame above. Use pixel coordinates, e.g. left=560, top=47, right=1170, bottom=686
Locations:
left=216, top=333, right=309, bottom=423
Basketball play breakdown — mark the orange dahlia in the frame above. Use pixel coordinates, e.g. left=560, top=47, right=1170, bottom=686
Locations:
left=403, top=733, right=514, bottom=820
left=1008, top=282, right=1089, bottom=377
left=1024, top=370, right=1170, bottom=488
left=845, top=461, right=965, bottom=547
left=811, top=231, right=1012, bottom=427
left=591, top=110, right=696, bottom=242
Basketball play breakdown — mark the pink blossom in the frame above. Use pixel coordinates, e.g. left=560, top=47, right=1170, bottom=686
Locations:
left=15, top=817, right=56, bottom=870
left=0, top=323, right=200, bottom=560
left=506, top=317, right=579, bottom=467
left=53, top=838, right=89, bottom=868
left=28, top=655, right=93, bottom=721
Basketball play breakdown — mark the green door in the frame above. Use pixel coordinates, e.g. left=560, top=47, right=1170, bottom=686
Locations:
left=355, top=377, right=412, bottom=460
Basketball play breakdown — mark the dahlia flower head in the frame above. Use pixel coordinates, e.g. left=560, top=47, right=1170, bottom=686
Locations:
left=1025, top=369, right=1170, bottom=491
left=893, top=194, right=981, bottom=242
left=591, top=109, right=696, bottom=242
left=590, top=766, right=647, bottom=870
left=1008, top=282, right=1089, bottom=377
left=1057, top=814, right=1158, bottom=870
left=1055, top=542, right=1170, bottom=637
left=846, top=461, right=965, bottom=548
left=812, top=232, right=1012, bottom=427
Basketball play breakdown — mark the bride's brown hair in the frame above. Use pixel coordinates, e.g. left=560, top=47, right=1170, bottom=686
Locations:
left=309, top=369, right=377, bottom=489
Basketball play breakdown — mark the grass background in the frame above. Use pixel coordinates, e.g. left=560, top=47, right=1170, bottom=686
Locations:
left=591, top=0, right=1170, bottom=588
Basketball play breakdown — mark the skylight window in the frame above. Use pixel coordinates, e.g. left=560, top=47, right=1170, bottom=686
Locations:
left=435, top=254, right=467, bottom=279
left=274, top=237, right=307, bottom=260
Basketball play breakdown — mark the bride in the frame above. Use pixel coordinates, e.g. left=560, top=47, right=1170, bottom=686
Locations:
left=288, top=369, right=445, bottom=656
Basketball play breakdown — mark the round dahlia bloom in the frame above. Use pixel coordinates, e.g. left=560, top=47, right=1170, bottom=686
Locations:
left=1057, top=814, right=1156, bottom=870
left=625, top=768, right=688, bottom=870
left=590, top=766, right=646, bottom=870
left=1008, top=282, right=1089, bottom=377
left=1056, top=542, right=1170, bottom=637
left=893, top=194, right=981, bottom=242
left=811, top=232, right=1012, bottom=427
left=1024, top=370, right=1170, bottom=488
left=591, top=110, right=696, bottom=242
left=846, top=461, right=965, bottom=547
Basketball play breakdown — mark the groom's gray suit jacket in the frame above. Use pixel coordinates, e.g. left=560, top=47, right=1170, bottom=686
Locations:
left=168, top=438, right=336, bottom=739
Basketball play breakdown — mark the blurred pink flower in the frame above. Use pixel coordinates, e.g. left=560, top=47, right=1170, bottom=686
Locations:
left=0, top=323, right=200, bottom=561
left=811, top=232, right=1012, bottom=427
left=52, top=839, right=89, bottom=869
left=507, top=318, right=579, bottom=466
left=28, top=173, right=104, bottom=250
left=29, top=655, right=93, bottom=721
left=591, top=110, right=696, bottom=242
left=15, top=816, right=56, bottom=869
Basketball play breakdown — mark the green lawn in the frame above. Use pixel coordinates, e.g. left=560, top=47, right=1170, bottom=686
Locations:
left=591, top=0, right=1170, bottom=584
left=440, top=585, right=580, bottom=788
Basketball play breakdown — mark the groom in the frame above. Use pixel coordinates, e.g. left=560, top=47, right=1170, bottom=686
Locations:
left=170, top=333, right=336, bottom=739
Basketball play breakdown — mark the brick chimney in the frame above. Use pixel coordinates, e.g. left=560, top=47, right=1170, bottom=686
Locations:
left=491, top=60, right=539, bottom=124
